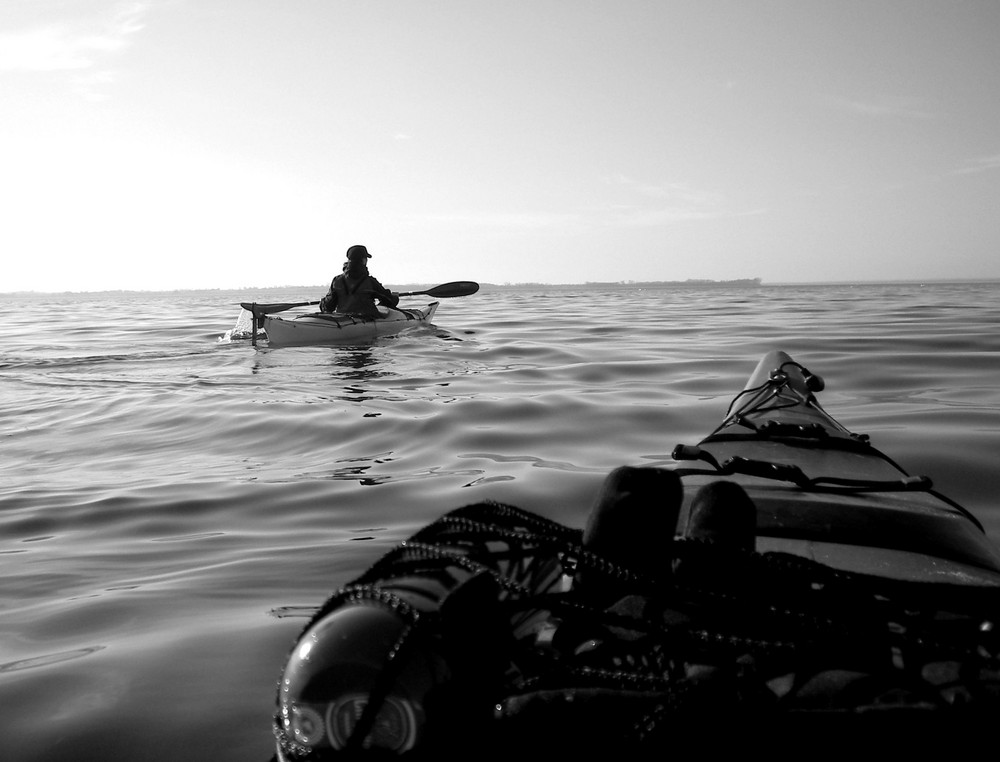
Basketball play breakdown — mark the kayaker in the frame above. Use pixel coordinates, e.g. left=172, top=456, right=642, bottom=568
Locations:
left=319, top=244, right=400, bottom=318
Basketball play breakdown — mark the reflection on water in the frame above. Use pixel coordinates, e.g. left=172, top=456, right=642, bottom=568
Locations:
left=246, top=345, right=393, bottom=400
left=329, top=347, right=395, bottom=402
left=330, top=347, right=387, bottom=381
left=0, top=646, right=107, bottom=673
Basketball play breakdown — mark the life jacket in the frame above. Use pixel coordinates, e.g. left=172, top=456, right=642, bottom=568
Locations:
left=331, top=274, right=381, bottom=318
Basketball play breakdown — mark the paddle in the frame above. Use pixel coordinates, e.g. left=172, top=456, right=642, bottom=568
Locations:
left=240, top=280, right=479, bottom=315
left=397, top=281, right=479, bottom=298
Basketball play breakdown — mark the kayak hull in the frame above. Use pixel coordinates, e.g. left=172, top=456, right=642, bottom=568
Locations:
left=263, top=302, right=439, bottom=347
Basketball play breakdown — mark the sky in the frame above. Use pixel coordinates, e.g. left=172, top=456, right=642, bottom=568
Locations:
left=2, top=1, right=999, bottom=292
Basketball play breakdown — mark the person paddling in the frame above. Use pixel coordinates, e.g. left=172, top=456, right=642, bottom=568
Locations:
left=320, top=244, right=399, bottom=319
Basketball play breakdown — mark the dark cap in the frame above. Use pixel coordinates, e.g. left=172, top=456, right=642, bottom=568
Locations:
left=346, top=244, right=371, bottom=259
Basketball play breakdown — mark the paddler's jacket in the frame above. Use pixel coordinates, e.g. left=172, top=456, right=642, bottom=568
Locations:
left=319, top=272, right=399, bottom=318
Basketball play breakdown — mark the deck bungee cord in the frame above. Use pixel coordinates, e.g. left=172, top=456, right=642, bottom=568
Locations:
left=271, top=352, right=1000, bottom=757
left=273, top=498, right=1000, bottom=759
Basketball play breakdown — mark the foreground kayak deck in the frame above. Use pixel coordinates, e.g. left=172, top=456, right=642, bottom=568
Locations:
left=272, top=351, right=1000, bottom=756
left=262, top=302, right=439, bottom=347
left=669, top=350, right=1000, bottom=584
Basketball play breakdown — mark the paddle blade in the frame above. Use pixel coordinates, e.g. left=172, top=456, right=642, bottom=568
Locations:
left=399, top=281, right=480, bottom=298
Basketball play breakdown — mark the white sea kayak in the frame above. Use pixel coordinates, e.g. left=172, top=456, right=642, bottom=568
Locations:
left=262, top=302, right=439, bottom=347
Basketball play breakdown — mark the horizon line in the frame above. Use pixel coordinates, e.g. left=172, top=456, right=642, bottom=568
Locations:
left=4, top=276, right=1000, bottom=296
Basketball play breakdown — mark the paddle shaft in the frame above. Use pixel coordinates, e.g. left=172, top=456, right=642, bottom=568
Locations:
left=240, top=300, right=319, bottom=314
left=241, top=281, right=479, bottom=315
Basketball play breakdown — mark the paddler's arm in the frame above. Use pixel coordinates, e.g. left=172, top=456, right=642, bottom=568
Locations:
left=370, top=277, right=400, bottom=308
left=319, top=277, right=339, bottom=313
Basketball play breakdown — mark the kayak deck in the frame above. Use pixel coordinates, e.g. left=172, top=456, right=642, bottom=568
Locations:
left=272, top=351, right=1000, bottom=755
left=670, top=350, right=1000, bottom=583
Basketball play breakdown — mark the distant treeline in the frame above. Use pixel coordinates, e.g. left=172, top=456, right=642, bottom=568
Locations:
left=477, top=278, right=763, bottom=290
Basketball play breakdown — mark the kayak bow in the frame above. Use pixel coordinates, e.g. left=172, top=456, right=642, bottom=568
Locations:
left=669, top=350, right=1000, bottom=582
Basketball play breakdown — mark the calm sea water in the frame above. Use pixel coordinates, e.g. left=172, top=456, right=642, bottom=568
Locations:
left=2, top=281, right=999, bottom=759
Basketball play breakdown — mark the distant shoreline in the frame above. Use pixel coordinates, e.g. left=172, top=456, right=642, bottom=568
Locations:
left=480, top=278, right=763, bottom=290
left=5, top=277, right=1000, bottom=296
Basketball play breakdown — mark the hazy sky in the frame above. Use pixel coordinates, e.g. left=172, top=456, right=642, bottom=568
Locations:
left=3, top=1, right=999, bottom=292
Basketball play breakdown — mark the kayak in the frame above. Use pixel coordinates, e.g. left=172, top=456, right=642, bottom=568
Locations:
left=670, top=349, right=1000, bottom=584
left=262, top=302, right=439, bottom=347
left=272, top=351, right=1000, bottom=757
